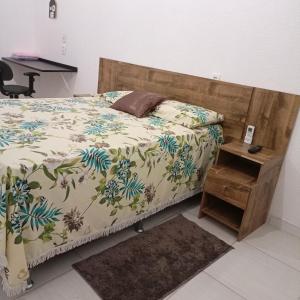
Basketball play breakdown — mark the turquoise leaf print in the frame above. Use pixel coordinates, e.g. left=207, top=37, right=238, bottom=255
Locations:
left=148, top=117, right=167, bottom=127
left=104, top=180, right=120, bottom=200
left=176, top=104, right=210, bottom=124
left=66, top=98, right=86, bottom=104
left=30, top=103, right=70, bottom=113
left=12, top=179, right=31, bottom=205
left=208, top=125, right=224, bottom=143
left=183, top=159, right=196, bottom=177
left=105, top=91, right=119, bottom=98
left=158, top=135, right=179, bottom=155
left=20, top=121, right=46, bottom=131
left=106, top=122, right=127, bottom=132
left=176, top=104, right=190, bottom=113
left=120, top=174, right=145, bottom=199
left=116, top=159, right=131, bottom=181
left=19, top=198, right=62, bottom=231
left=94, top=101, right=111, bottom=108
left=0, top=99, right=22, bottom=107
left=99, top=114, right=118, bottom=121
left=191, top=107, right=209, bottom=123
left=10, top=212, right=22, bottom=234
left=18, top=134, right=39, bottom=144
left=0, top=192, right=6, bottom=217
left=179, top=144, right=192, bottom=161
left=0, top=129, right=15, bottom=148
left=169, top=160, right=182, bottom=182
left=85, top=123, right=107, bottom=135
left=81, top=148, right=112, bottom=172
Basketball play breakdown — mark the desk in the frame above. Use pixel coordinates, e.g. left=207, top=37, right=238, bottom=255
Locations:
left=2, top=57, right=78, bottom=73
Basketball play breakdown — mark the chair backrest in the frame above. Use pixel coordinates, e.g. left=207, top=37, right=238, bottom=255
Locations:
left=0, top=61, right=13, bottom=82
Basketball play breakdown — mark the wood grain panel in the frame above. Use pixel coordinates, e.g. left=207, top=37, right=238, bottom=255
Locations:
left=220, top=141, right=280, bottom=165
left=239, top=161, right=282, bottom=240
left=199, top=193, right=243, bottom=231
left=245, top=88, right=300, bottom=154
left=205, top=170, right=250, bottom=209
left=200, top=141, right=284, bottom=240
left=98, top=58, right=253, bottom=142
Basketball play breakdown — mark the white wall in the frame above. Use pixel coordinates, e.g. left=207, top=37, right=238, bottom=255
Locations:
left=0, top=0, right=36, bottom=57
left=271, top=117, right=300, bottom=229
left=0, top=0, right=37, bottom=87
left=1, top=1, right=300, bottom=228
left=32, top=0, right=300, bottom=96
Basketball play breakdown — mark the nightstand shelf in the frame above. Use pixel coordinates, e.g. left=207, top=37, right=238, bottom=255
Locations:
left=199, top=141, right=283, bottom=240
left=201, top=194, right=243, bottom=232
left=208, top=162, right=257, bottom=188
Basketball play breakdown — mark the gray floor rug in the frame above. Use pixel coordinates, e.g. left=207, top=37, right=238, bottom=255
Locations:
left=73, top=215, right=232, bottom=300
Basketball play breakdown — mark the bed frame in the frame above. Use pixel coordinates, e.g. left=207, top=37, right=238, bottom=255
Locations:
left=98, top=58, right=300, bottom=155
left=97, top=57, right=300, bottom=238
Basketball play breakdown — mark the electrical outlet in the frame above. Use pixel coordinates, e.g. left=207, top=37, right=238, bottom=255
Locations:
left=212, top=73, right=221, bottom=80
left=61, top=34, right=67, bottom=56
left=61, top=44, right=67, bottom=56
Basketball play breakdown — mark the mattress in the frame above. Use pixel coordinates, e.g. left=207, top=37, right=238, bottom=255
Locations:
left=0, top=95, right=223, bottom=296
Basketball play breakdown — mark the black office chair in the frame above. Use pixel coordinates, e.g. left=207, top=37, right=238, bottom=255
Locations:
left=0, top=60, right=40, bottom=98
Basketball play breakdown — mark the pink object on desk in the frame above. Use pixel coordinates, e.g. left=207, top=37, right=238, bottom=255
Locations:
left=11, top=52, right=39, bottom=60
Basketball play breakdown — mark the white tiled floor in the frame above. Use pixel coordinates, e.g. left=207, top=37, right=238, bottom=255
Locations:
left=1, top=198, right=300, bottom=300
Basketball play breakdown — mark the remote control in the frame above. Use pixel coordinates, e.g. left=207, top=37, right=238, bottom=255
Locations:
left=248, top=145, right=263, bottom=154
left=244, top=125, right=255, bottom=144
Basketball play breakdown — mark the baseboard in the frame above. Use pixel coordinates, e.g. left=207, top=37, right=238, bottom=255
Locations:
left=268, top=215, right=300, bottom=239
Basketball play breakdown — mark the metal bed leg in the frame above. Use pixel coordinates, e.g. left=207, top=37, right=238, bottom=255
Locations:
left=26, top=271, right=34, bottom=291
left=134, top=220, right=144, bottom=233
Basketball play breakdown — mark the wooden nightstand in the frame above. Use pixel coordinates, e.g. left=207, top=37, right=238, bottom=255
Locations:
left=199, top=141, right=284, bottom=240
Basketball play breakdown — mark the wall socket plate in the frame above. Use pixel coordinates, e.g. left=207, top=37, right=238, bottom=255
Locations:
left=61, top=44, right=67, bottom=56
left=61, top=34, right=67, bottom=56
left=212, top=73, right=221, bottom=80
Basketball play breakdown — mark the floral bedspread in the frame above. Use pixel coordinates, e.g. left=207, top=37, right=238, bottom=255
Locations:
left=0, top=95, right=223, bottom=296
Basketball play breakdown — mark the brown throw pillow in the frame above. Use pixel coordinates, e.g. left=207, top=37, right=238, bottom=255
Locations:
left=110, top=91, right=166, bottom=118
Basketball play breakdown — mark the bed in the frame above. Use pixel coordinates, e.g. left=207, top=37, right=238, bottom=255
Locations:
left=2, top=58, right=297, bottom=297
left=0, top=92, right=223, bottom=296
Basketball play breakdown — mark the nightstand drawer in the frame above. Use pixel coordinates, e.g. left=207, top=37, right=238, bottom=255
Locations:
left=204, top=171, right=250, bottom=209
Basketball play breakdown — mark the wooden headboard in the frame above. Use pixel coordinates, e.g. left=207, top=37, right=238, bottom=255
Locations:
left=98, top=58, right=300, bottom=154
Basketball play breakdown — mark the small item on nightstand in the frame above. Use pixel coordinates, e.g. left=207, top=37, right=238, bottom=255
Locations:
left=244, top=125, right=255, bottom=144
left=248, top=145, right=263, bottom=154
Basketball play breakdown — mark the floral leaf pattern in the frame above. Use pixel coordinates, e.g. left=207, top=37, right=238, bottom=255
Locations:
left=81, top=148, right=111, bottom=172
left=148, top=116, right=167, bottom=127
left=0, top=129, right=15, bottom=148
left=120, top=174, right=145, bottom=200
left=85, top=123, right=108, bottom=135
left=158, top=135, right=179, bottom=155
left=0, top=94, right=223, bottom=295
left=0, top=192, right=6, bottom=218
left=183, top=159, right=196, bottom=177
left=19, top=199, right=62, bottom=231
left=152, top=100, right=224, bottom=129
left=208, top=125, right=224, bottom=143
left=20, top=121, right=46, bottom=131
left=102, top=91, right=132, bottom=104
left=63, top=208, right=83, bottom=232
left=12, top=179, right=31, bottom=205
